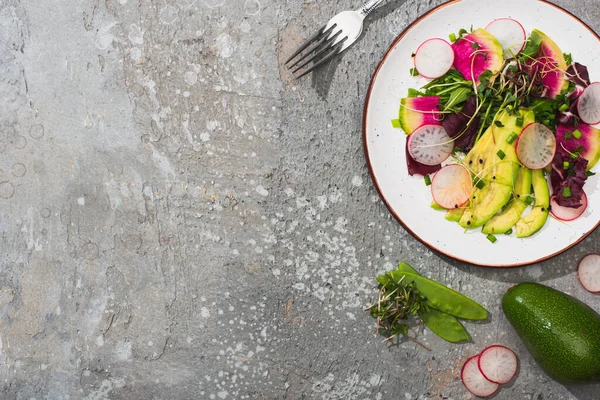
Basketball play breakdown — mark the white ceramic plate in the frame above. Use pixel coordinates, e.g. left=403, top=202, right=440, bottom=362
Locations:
left=363, top=0, right=600, bottom=267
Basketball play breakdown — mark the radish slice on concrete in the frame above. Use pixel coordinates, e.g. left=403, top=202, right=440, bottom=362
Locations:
left=578, top=254, right=600, bottom=292
left=516, top=123, right=556, bottom=169
left=550, top=191, right=588, bottom=221
left=485, top=18, right=526, bottom=59
left=478, top=345, right=519, bottom=384
left=431, top=164, right=471, bottom=209
left=461, top=355, right=499, bottom=398
left=577, top=82, right=600, bottom=125
left=407, top=124, right=453, bottom=166
left=414, top=38, right=454, bottom=79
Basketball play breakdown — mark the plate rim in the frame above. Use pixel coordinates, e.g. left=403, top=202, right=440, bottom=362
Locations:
left=362, top=0, right=600, bottom=268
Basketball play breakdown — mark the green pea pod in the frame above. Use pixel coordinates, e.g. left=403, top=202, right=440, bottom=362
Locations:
left=397, top=262, right=419, bottom=274
left=419, top=308, right=470, bottom=343
left=384, top=270, right=488, bottom=320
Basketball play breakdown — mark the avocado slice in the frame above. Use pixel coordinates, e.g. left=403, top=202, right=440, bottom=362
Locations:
left=503, top=282, right=600, bottom=384
left=482, top=167, right=532, bottom=234
left=516, top=169, right=550, bottom=238
left=445, top=206, right=466, bottom=222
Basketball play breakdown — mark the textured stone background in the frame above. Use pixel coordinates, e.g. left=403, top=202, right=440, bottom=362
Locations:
left=0, top=0, right=599, bottom=398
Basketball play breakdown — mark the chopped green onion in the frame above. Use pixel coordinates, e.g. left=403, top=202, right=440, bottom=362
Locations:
left=524, top=196, right=534, bottom=205
left=391, top=119, right=401, bottom=128
left=516, top=117, right=524, bottom=127
left=486, top=234, right=497, bottom=243
left=506, top=132, right=518, bottom=144
left=573, top=129, right=582, bottom=139
left=505, top=228, right=513, bottom=235
left=563, top=161, right=570, bottom=170
left=497, top=150, right=506, bottom=160
left=410, top=68, right=419, bottom=77
left=424, top=175, right=432, bottom=186
left=559, top=103, right=570, bottom=112
left=563, top=187, right=572, bottom=198
left=449, top=33, right=457, bottom=43
left=494, top=121, right=505, bottom=128
left=475, top=179, right=486, bottom=190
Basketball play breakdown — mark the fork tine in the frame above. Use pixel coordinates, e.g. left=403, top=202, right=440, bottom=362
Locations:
left=293, top=38, right=347, bottom=79
left=285, top=24, right=328, bottom=65
left=290, top=30, right=343, bottom=73
left=286, top=24, right=338, bottom=69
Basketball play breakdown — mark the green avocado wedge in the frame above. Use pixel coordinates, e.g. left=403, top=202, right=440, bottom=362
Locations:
left=502, top=282, right=600, bottom=384
left=516, top=169, right=550, bottom=238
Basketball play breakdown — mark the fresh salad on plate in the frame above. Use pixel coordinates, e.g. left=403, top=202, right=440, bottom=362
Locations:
left=391, top=18, right=600, bottom=242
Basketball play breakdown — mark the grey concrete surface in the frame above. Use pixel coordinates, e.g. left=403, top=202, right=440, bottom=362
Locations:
left=0, top=0, right=599, bottom=398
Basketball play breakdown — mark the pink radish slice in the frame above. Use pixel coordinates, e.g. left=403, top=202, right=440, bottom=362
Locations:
left=431, top=164, right=471, bottom=209
left=516, top=123, right=556, bottom=169
left=485, top=18, right=526, bottom=59
left=414, top=38, right=455, bottom=79
left=478, top=345, right=519, bottom=384
left=407, top=124, right=453, bottom=166
left=578, top=254, right=600, bottom=292
left=550, top=191, right=588, bottom=221
left=461, top=355, right=499, bottom=398
left=577, top=82, right=600, bottom=125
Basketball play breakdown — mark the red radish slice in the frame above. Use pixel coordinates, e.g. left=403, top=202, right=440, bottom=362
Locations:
left=407, top=124, right=453, bottom=166
left=550, top=191, right=588, bottom=221
left=485, top=18, right=526, bottom=59
left=461, top=355, right=499, bottom=398
left=414, top=38, right=455, bottom=79
left=431, top=164, right=471, bottom=209
left=578, top=254, right=600, bottom=292
left=577, top=82, right=600, bottom=125
left=516, top=123, right=556, bottom=169
left=478, top=345, right=519, bottom=384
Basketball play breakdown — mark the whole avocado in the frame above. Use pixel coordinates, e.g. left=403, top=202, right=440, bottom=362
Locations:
left=502, top=282, right=600, bottom=384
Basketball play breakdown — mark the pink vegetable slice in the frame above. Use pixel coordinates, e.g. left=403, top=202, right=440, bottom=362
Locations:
left=414, top=38, right=455, bottom=79
left=550, top=191, right=587, bottom=221
left=578, top=253, right=600, bottom=293
left=431, top=164, right=471, bottom=209
left=555, top=123, right=600, bottom=170
left=461, top=355, right=499, bottom=398
left=485, top=18, right=526, bottom=59
left=529, top=29, right=568, bottom=99
left=577, top=82, right=600, bottom=125
left=516, top=123, right=556, bottom=169
left=398, top=96, right=442, bottom=135
left=452, top=28, right=503, bottom=84
left=407, top=124, right=453, bottom=166
left=478, top=345, right=519, bottom=384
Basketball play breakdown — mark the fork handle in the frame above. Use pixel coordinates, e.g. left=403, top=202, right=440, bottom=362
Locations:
left=358, top=0, right=387, bottom=18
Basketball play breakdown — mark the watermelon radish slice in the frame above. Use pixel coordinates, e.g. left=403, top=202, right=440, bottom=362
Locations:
left=556, top=123, right=600, bottom=170
left=461, top=355, right=499, bottom=398
left=577, top=82, right=600, bottom=125
left=529, top=29, right=568, bottom=99
left=398, top=96, right=442, bottom=135
left=478, top=345, right=518, bottom=384
left=452, top=28, right=503, bottom=84
left=407, top=124, right=453, bottom=166
left=550, top=191, right=588, bottom=221
left=431, top=164, right=471, bottom=209
left=578, top=254, right=600, bottom=293
left=414, top=38, right=455, bottom=79
left=516, top=123, right=556, bottom=169
left=485, top=18, right=526, bottom=59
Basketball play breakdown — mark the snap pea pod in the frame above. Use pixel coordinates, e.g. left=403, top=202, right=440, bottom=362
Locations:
left=396, top=262, right=470, bottom=343
left=377, top=270, right=488, bottom=320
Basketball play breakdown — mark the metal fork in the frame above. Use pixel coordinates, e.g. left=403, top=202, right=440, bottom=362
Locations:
left=285, top=0, right=388, bottom=79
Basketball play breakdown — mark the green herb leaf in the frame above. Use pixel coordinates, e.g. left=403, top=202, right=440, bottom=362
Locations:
left=521, top=30, right=543, bottom=59
left=471, top=42, right=479, bottom=50
left=410, top=68, right=419, bottom=77
left=407, top=88, right=422, bottom=98
left=494, top=121, right=505, bottom=128
left=458, top=28, right=468, bottom=37
left=564, top=52, right=573, bottom=65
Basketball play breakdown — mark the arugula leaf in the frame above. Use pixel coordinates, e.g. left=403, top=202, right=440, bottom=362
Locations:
left=521, top=31, right=542, bottom=59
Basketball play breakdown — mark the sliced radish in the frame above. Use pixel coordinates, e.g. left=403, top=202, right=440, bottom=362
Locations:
left=431, top=164, right=471, bottom=209
left=550, top=191, right=588, bottom=221
left=414, top=38, right=455, bottom=79
left=407, top=124, right=453, bottom=166
left=578, top=254, right=600, bottom=292
left=577, top=82, right=600, bottom=125
left=461, top=355, right=499, bottom=398
left=485, top=18, right=526, bottom=59
left=516, top=123, right=556, bottom=169
left=478, top=345, right=519, bottom=384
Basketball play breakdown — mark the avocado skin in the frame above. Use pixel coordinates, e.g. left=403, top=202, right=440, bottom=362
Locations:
left=502, top=282, right=600, bottom=384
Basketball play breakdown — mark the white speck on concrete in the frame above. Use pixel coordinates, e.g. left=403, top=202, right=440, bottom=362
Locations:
left=351, top=176, right=363, bottom=187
